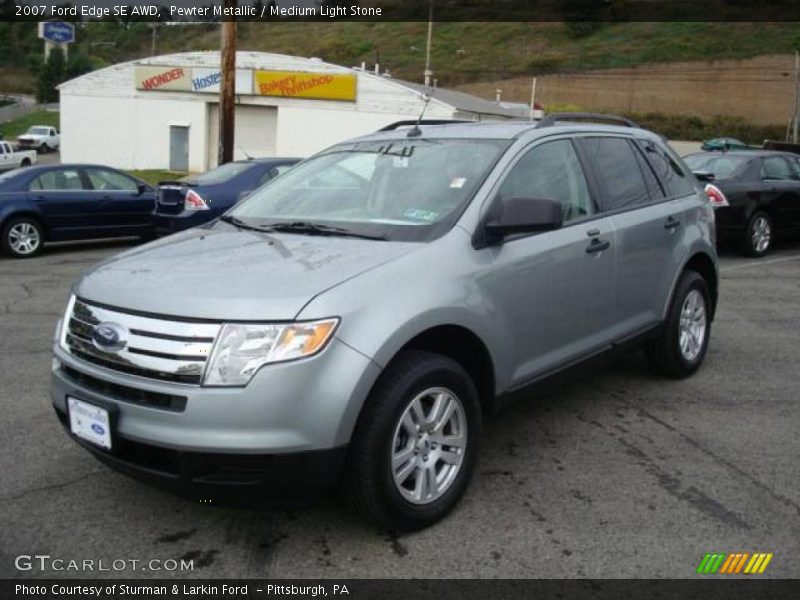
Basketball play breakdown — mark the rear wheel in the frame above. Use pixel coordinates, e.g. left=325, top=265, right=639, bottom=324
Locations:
left=345, top=351, right=481, bottom=531
left=645, top=270, right=711, bottom=379
left=2, top=217, right=44, bottom=258
left=741, top=211, right=772, bottom=257
left=20, top=158, right=31, bottom=167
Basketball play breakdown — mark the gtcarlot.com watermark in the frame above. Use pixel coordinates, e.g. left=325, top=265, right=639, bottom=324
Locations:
left=14, top=554, right=194, bottom=572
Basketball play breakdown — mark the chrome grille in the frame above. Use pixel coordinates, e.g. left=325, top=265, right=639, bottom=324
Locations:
left=64, top=298, right=220, bottom=385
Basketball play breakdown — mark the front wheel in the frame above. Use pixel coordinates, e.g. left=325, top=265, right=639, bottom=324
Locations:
left=645, top=270, right=711, bottom=379
left=345, top=351, right=481, bottom=531
left=741, top=211, right=772, bottom=257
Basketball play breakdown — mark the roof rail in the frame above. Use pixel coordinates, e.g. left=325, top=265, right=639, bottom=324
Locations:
left=378, top=119, right=471, bottom=132
left=537, top=112, right=639, bottom=129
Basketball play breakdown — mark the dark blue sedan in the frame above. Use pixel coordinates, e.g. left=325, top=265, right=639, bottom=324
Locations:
left=0, top=164, right=156, bottom=258
left=153, top=158, right=299, bottom=235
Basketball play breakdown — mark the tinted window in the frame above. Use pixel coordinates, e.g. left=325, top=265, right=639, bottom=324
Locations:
left=85, top=168, right=138, bottom=192
left=498, top=139, right=592, bottom=223
left=29, top=169, right=86, bottom=191
left=582, top=137, right=651, bottom=211
left=761, top=156, right=794, bottom=180
left=640, top=140, right=695, bottom=196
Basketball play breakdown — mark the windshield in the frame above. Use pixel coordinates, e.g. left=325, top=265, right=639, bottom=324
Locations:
left=191, top=161, right=254, bottom=185
left=684, top=154, right=749, bottom=179
left=27, top=127, right=50, bottom=136
left=230, top=138, right=508, bottom=242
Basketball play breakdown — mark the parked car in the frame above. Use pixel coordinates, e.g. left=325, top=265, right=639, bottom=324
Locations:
left=0, top=140, right=37, bottom=171
left=0, top=164, right=155, bottom=258
left=154, top=158, right=299, bottom=235
left=701, top=137, right=750, bottom=152
left=685, top=150, right=800, bottom=256
left=52, top=115, right=718, bottom=530
left=17, top=125, right=60, bottom=153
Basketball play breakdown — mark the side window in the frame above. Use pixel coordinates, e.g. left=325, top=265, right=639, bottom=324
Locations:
left=28, top=169, right=86, bottom=191
left=639, top=139, right=695, bottom=197
left=497, top=139, right=593, bottom=223
left=85, top=168, right=138, bottom=192
left=761, top=157, right=793, bottom=181
left=581, top=137, right=652, bottom=211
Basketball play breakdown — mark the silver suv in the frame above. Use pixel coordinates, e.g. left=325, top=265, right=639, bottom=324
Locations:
left=52, top=114, right=718, bottom=530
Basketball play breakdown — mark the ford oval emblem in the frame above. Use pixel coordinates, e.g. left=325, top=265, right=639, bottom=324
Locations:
left=91, top=423, right=105, bottom=435
left=91, top=322, right=128, bottom=353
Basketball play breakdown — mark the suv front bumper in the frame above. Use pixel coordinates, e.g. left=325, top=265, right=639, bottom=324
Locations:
left=51, top=338, right=380, bottom=498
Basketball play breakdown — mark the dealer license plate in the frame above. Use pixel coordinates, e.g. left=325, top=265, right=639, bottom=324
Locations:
left=67, top=397, right=112, bottom=450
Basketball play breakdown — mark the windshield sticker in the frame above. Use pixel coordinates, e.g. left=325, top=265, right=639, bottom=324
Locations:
left=404, top=208, right=439, bottom=222
left=450, top=177, right=466, bottom=189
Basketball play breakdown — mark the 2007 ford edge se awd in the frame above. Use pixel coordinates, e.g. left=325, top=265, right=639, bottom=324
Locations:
left=52, top=115, right=718, bottom=530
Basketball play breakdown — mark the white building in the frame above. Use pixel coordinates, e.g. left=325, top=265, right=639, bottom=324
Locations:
left=58, top=51, right=525, bottom=173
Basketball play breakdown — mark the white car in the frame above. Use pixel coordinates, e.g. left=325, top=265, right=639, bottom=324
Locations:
left=17, top=125, right=60, bottom=153
left=0, top=140, right=37, bottom=171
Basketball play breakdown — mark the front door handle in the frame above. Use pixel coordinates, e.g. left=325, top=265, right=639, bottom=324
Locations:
left=586, top=238, right=610, bottom=254
left=664, top=216, right=680, bottom=231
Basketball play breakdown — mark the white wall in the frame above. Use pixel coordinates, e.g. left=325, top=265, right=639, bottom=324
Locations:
left=61, top=93, right=209, bottom=171
left=273, top=104, right=453, bottom=158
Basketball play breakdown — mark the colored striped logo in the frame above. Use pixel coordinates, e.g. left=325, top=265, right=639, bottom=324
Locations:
left=697, top=552, right=773, bottom=574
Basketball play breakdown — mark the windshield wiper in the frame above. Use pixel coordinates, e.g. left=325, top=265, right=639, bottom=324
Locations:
left=219, top=214, right=276, bottom=233
left=263, top=221, right=387, bottom=241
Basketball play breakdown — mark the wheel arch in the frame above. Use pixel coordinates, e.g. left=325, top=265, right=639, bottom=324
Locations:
left=1, top=210, right=49, bottom=239
left=376, top=324, right=498, bottom=416
left=680, top=252, right=718, bottom=320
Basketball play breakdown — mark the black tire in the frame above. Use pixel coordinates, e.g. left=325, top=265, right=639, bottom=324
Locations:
left=345, top=350, right=482, bottom=531
left=20, top=158, right=31, bottom=167
left=740, top=211, right=773, bottom=258
left=645, top=270, right=711, bottom=379
left=38, top=144, right=47, bottom=154
left=1, top=216, right=45, bottom=258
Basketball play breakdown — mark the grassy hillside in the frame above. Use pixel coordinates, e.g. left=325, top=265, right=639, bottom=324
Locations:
left=2, top=21, right=800, bottom=93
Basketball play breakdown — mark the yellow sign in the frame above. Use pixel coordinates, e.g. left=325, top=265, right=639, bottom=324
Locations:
left=254, top=70, right=356, bottom=102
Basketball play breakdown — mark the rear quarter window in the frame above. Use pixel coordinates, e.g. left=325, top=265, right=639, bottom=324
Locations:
left=580, top=136, right=652, bottom=212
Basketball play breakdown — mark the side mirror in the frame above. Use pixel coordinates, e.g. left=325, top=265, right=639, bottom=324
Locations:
left=482, top=197, right=563, bottom=245
left=693, top=170, right=715, bottom=182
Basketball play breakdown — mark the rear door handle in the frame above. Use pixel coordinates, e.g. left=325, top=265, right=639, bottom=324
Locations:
left=586, top=238, right=610, bottom=254
left=664, top=216, right=680, bottom=231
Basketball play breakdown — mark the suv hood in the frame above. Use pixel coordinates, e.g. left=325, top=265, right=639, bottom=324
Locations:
left=76, top=224, right=419, bottom=321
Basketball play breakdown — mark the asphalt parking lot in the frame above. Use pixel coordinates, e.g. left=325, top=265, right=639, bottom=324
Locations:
left=1, top=239, right=799, bottom=579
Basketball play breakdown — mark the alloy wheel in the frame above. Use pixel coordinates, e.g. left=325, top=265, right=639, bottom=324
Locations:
left=391, top=387, right=467, bottom=505
left=8, top=222, right=41, bottom=256
left=678, top=289, right=707, bottom=362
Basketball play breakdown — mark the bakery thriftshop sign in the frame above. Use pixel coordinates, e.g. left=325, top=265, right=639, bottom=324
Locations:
left=135, top=65, right=356, bottom=101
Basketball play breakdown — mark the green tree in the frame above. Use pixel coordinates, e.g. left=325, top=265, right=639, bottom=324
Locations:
left=32, top=46, right=93, bottom=103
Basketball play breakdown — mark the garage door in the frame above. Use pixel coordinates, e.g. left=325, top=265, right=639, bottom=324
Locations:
left=207, top=104, right=277, bottom=169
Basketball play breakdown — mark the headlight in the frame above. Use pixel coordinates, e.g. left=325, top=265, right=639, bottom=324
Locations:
left=203, top=318, right=338, bottom=386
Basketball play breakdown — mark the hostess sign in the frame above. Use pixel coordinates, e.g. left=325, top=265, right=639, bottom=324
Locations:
left=254, top=71, right=356, bottom=101
left=191, top=68, right=253, bottom=94
left=135, top=65, right=356, bottom=101
left=38, top=21, right=76, bottom=44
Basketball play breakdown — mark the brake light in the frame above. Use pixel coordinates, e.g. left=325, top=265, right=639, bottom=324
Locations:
left=704, top=184, right=729, bottom=208
left=184, top=189, right=209, bottom=210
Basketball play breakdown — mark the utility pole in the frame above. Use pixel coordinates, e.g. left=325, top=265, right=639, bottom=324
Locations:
left=424, top=0, right=434, bottom=87
left=149, top=23, right=157, bottom=56
left=529, top=76, right=537, bottom=121
left=793, top=50, right=799, bottom=144
left=218, top=0, right=237, bottom=166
